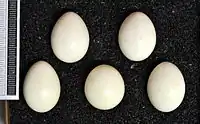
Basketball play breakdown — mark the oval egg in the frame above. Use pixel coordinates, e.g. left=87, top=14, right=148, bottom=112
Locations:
left=23, top=61, right=60, bottom=113
left=51, top=12, right=89, bottom=63
left=84, top=65, right=125, bottom=110
left=118, top=12, right=156, bottom=61
left=147, top=62, right=185, bottom=112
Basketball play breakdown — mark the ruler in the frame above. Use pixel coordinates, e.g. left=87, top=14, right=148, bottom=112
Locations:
left=0, top=0, right=20, bottom=100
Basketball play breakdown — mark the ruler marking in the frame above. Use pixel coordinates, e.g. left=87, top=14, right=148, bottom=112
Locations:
left=7, top=0, right=17, bottom=96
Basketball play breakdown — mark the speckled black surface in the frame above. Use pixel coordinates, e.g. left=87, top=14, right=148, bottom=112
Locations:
left=9, top=0, right=200, bottom=123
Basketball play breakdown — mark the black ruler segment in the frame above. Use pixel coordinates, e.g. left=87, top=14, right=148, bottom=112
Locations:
left=7, top=0, right=17, bottom=95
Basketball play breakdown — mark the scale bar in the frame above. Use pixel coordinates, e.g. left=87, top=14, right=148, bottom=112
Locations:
left=0, top=0, right=19, bottom=100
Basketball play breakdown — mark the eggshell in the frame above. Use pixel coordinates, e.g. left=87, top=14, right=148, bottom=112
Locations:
left=118, top=12, right=156, bottom=61
left=23, top=61, right=60, bottom=113
left=51, top=12, right=89, bottom=63
left=84, top=65, right=125, bottom=110
left=147, top=62, right=185, bottom=112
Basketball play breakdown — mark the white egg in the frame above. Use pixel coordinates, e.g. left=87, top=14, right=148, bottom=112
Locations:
left=51, top=12, right=89, bottom=63
left=23, top=61, right=60, bottom=113
left=147, top=62, right=185, bottom=112
left=118, top=12, right=156, bottom=61
left=84, top=65, right=125, bottom=110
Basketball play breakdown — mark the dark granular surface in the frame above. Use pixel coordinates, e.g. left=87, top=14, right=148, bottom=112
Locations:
left=10, top=0, right=200, bottom=123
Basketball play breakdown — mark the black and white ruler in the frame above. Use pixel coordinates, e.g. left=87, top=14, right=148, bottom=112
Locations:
left=0, top=0, right=20, bottom=100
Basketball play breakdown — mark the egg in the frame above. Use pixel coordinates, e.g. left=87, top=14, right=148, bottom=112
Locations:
left=23, top=61, right=60, bottom=113
left=84, top=65, right=125, bottom=110
left=118, top=12, right=156, bottom=61
left=147, top=62, right=185, bottom=112
left=51, top=12, right=89, bottom=63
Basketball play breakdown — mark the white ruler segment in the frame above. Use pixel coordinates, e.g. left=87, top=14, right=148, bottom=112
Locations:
left=0, top=0, right=8, bottom=97
left=0, top=0, right=20, bottom=100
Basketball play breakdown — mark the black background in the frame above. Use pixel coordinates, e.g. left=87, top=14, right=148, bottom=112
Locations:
left=10, top=0, right=200, bottom=123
